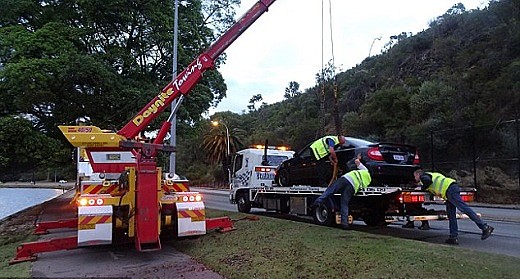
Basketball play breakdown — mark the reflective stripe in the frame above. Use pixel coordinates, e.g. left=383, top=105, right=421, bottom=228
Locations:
left=346, top=170, right=371, bottom=193
left=310, top=136, right=339, bottom=160
left=427, top=172, right=455, bottom=199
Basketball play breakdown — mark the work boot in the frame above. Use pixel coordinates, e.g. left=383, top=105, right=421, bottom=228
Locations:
left=418, top=221, right=430, bottom=230
left=481, top=226, right=494, bottom=240
left=339, top=224, right=350, bottom=230
left=402, top=221, right=414, bottom=228
left=445, top=237, right=459, bottom=245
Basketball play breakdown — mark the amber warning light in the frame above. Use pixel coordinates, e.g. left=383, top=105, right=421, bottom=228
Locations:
left=177, top=193, right=203, bottom=202
left=78, top=198, right=104, bottom=206
left=252, top=145, right=290, bottom=151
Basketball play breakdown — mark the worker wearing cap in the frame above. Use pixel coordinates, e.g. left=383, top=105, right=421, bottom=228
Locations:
left=414, top=169, right=494, bottom=245
left=310, top=135, right=347, bottom=187
left=312, top=154, right=371, bottom=230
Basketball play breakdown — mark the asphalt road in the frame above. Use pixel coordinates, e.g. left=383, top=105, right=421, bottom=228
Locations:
left=196, top=187, right=520, bottom=258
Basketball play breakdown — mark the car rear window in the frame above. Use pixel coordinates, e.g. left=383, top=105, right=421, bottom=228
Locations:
left=345, top=137, right=374, bottom=147
left=263, top=155, right=290, bottom=166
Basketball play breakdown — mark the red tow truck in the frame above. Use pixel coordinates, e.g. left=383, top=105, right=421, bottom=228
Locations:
left=11, top=0, right=279, bottom=264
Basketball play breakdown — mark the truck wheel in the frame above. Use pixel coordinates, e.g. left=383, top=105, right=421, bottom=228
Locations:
left=362, top=210, right=387, bottom=226
left=236, top=194, right=251, bottom=213
left=278, top=170, right=290, bottom=187
left=312, top=203, right=334, bottom=226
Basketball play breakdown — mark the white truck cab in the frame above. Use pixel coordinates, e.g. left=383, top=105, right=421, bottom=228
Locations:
left=229, top=145, right=294, bottom=205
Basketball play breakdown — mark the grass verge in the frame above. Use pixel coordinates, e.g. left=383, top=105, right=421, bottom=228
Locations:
left=0, top=234, right=36, bottom=278
left=0, top=206, right=41, bottom=278
left=170, top=209, right=520, bottom=279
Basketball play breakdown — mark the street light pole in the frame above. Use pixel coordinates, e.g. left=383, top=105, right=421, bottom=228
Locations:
left=169, top=0, right=179, bottom=175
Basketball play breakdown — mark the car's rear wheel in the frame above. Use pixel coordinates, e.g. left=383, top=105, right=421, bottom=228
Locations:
left=313, top=203, right=334, bottom=226
left=278, top=169, right=291, bottom=187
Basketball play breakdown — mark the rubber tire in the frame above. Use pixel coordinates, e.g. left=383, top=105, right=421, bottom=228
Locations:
left=362, top=209, right=387, bottom=226
left=278, top=169, right=291, bottom=187
left=312, top=202, right=334, bottom=226
left=236, top=193, right=251, bottom=213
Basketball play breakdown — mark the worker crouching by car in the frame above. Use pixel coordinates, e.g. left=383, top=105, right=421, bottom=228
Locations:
left=312, top=154, right=371, bottom=230
left=414, top=169, right=494, bottom=245
left=310, top=135, right=347, bottom=187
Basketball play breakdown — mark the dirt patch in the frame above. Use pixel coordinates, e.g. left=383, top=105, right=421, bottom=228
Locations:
left=0, top=205, right=41, bottom=239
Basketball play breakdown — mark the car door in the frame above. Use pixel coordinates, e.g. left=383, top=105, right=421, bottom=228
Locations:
left=289, top=146, right=319, bottom=185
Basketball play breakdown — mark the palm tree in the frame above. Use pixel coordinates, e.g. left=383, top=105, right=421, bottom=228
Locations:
left=203, top=125, right=245, bottom=181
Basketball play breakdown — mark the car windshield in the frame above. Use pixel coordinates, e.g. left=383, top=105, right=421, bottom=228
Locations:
left=263, top=155, right=290, bottom=166
left=344, top=137, right=374, bottom=147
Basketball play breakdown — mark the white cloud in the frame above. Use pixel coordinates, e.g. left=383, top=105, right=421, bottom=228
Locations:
left=210, top=0, right=488, bottom=114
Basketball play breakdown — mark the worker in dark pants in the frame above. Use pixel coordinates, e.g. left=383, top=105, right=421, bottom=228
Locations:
left=414, top=169, right=494, bottom=245
left=310, top=135, right=346, bottom=187
left=312, top=154, right=371, bottom=229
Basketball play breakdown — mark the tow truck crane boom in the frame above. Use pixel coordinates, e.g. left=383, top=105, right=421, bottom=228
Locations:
left=118, top=0, right=277, bottom=140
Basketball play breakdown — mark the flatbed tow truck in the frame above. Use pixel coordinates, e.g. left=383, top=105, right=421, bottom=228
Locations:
left=229, top=146, right=477, bottom=227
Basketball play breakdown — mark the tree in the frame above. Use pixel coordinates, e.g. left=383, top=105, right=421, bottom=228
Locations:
left=0, top=116, right=66, bottom=181
left=202, top=122, right=245, bottom=182
left=314, top=60, right=341, bottom=135
left=201, top=0, right=241, bottom=36
left=0, top=0, right=237, bottom=135
left=247, top=94, right=263, bottom=112
left=284, top=81, right=301, bottom=99
left=0, top=0, right=243, bottom=178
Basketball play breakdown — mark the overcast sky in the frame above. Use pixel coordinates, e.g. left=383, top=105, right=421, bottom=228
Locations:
left=208, top=0, right=489, bottom=115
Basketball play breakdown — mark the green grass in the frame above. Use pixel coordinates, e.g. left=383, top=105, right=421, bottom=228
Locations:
left=0, top=232, right=36, bottom=278
left=170, top=209, right=520, bottom=279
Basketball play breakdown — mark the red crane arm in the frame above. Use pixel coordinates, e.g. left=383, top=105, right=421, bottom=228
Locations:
left=117, top=0, right=277, bottom=139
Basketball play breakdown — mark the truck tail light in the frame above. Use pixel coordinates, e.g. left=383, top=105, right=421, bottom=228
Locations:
left=461, top=192, right=474, bottom=202
left=255, top=167, right=273, bottom=172
left=398, top=192, right=425, bottom=203
left=367, top=147, right=384, bottom=161
left=413, top=151, right=420, bottom=164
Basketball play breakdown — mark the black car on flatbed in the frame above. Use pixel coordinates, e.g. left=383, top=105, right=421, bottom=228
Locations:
left=274, top=137, right=421, bottom=187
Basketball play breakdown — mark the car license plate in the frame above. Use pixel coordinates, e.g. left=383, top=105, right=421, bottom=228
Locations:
left=393, top=154, right=405, bottom=161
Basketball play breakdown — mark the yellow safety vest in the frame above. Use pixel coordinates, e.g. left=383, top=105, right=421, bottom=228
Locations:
left=310, top=136, right=339, bottom=160
left=426, top=172, right=455, bottom=199
left=346, top=170, right=372, bottom=193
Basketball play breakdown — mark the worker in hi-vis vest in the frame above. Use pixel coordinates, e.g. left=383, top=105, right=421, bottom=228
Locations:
left=310, top=135, right=347, bottom=187
left=312, top=154, right=371, bottom=230
left=414, top=169, right=494, bottom=245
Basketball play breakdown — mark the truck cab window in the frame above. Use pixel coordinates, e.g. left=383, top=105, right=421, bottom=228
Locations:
left=233, top=154, right=243, bottom=175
